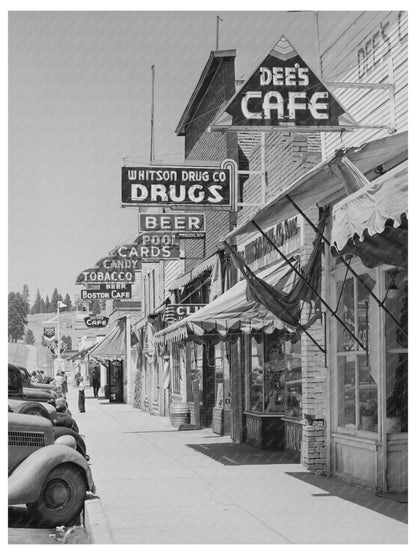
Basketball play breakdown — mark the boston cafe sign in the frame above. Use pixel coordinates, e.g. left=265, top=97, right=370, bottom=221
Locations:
left=121, top=165, right=231, bottom=206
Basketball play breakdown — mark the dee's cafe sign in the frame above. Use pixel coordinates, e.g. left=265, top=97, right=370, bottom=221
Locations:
left=212, top=36, right=355, bottom=131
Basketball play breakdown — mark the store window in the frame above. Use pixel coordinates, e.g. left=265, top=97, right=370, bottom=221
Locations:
left=336, top=272, right=378, bottom=432
left=171, top=343, right=181, bottom=395
left=246, top=331, right=301, bottom=416
left=384, top=269, right=408, bottom=433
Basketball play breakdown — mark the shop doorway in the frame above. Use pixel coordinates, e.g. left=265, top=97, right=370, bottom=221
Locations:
left=107, top=360, right=124, bottom=403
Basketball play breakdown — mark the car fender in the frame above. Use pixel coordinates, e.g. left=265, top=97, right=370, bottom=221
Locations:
left=8, top=444, right=95, bottom=505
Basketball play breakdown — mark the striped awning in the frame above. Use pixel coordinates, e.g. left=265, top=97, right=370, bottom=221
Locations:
left=154, top=257, right=298, bottom=345
left=89, top=319, right=126, bottom=362
left=331, top=161, right=408, bottom=250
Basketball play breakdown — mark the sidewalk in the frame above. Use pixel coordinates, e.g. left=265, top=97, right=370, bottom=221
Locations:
left=67, top=386, right=408, bottom=544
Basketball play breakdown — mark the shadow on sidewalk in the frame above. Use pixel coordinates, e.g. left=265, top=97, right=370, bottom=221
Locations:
left=186, top=442, right=300, bottom=465
left=285, top=472, right=408, bottom=524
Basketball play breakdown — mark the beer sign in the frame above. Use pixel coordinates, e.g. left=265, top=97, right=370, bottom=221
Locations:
left=121, top=165, right=231, bottom=207
left=212, top=36, right=356, bottom=132
left=139, top=213, right=205, bottom=233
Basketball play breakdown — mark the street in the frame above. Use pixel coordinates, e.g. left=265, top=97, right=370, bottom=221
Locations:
left=67, top=386, right=407, bottom=544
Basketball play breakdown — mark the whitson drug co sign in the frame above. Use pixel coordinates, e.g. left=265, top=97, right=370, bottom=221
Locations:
left=121, top=165, right=231, bottom=207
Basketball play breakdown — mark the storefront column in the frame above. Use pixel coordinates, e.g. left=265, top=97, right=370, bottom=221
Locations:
left=300, top=208, right=328, bottom=473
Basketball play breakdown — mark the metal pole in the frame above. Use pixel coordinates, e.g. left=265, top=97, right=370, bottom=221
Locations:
left=150, top=65, right=155, bottom=162
left=56, top=303, right=60, bottom=375
left=285, top=193, right=406, bottom=335
left=216, top=16, right=223, bottom=50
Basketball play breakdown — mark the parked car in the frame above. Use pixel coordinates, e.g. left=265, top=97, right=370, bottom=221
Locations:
left=8, top=363, right=56, bottom=405
left=8, top=365, right=79, bottom=433
left=16, top=365, right=58, bottom=395
left=8, top=412, right=95, bottom=526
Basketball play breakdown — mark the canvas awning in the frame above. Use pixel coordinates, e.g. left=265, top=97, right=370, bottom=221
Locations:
left=154, top=257, right=298, bottom=345
left=89, top=319, right=126, bottom=362
left=331, top=160, right=408, bottom=250
left=221, top=131, right=407, bottom=244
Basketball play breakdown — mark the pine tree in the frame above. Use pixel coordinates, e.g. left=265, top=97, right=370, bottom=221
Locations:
left=45, top=295, right=51, bottom=313
left=31, top=289, right=42, bottom=314
left=22, top=284, right=30, bottom=306
left=90, top=300, right=101, bottom=315
left=8, top=292, right=29, bottom=342
left=64, top=293, right=72, bottom=310
left=24, top=328, right=35, bottom=345
left=51, top=288, right=59, bottom=312
left=39, top=297, right=46, bottom=313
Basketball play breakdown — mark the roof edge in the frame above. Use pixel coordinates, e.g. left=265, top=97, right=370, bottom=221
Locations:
left=175, top=49, right=236, bottom=136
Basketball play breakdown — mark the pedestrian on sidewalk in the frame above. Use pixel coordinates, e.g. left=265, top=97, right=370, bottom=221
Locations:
left=91, top=368, right=100, bottom=398
left=78, top=376, right=86, bottom=413
left=61, top=371, right=68, bottom=398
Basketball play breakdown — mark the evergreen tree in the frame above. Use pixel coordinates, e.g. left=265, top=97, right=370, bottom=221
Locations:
left=61, top=334, right=72, bottom=351
left=45, top=295, right=51, bottom=313
left=24, top=328, right=35, bottom=345
left=22, top=284, right=30, bottom=306
left=90, top=300, right=101, bottom=315
left=39, top=297, right=46, bottom=313
left=31, top=289, right=42, bottom=314
left=51, top=288, right=59, bottom=312
left=64, top=293, right=72, bottom=310
left=8, top=292, right=29, bottom=342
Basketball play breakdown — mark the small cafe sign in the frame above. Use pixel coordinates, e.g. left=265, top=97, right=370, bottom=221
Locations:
left=84, top=316, right=109, bottom=328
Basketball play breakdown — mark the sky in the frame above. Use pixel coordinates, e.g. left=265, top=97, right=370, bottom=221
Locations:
left=7, top=4, right=405, bottom=304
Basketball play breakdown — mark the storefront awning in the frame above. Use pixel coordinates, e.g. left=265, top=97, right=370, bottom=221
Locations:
left=221, top=131, right=407, bottom=244
left=154, top=258, right=298, bottom=345
left=89, top=319, right=126, bottom=362
left=331, top=161, right=408, bottom=250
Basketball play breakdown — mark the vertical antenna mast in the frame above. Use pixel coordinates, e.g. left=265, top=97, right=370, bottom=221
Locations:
left=150, top=64, right=155, bottom=162
left=216, top=16, right=223, bottom=50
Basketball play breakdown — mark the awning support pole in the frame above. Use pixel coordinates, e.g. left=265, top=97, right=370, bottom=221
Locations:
left=285, top=194, right=407, bottom=336
left=251, top=220, right=367, bottom=351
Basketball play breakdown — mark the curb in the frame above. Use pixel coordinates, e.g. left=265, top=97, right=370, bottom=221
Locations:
left=84, top=496, right=115, bottom=544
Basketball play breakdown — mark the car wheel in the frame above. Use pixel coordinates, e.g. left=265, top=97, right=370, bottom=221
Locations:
left=27, top=463, right=87, bottom=527
left=15, top=401, right=51, bottom=420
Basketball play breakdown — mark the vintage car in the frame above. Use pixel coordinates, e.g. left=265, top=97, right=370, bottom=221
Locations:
left=8, top=365, right=79, bottom=433
left=8, top=412, right=95, bottom=526
left=9, top=363, right=56, bottom=405
left=16, top=365, right=59, bottom=395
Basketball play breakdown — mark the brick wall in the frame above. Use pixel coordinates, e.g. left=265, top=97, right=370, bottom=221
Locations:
left=299, top=206, right=327, bottom=474
left=181, top=58, right=237, bottom=274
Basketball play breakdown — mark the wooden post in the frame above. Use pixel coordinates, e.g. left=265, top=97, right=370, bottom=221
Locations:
left=192, top=379, right=201, bottom=428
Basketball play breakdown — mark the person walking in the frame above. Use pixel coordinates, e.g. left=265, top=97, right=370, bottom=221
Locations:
left=61, top=371, right=68, bottom=398
left=91, top=368, right=100, bottom=398
left=52, top=372, right=63, bottom=397
left=78, top=376, right=86, bottom=413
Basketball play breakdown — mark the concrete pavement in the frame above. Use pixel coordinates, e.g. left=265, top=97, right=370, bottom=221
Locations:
left=67, top=385, right=408, bottom=544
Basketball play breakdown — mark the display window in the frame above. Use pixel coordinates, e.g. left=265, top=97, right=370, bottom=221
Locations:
left=335, top=271, right=379, bottom=432
left=245, top=330, right=302, bottom=417
left=384, top=269, right=408, bottom=433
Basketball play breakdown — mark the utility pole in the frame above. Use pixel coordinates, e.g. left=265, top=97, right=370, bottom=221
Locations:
left=150, top=64, right=155, bottom=162
left=216, top=16, right=223, bottom=50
